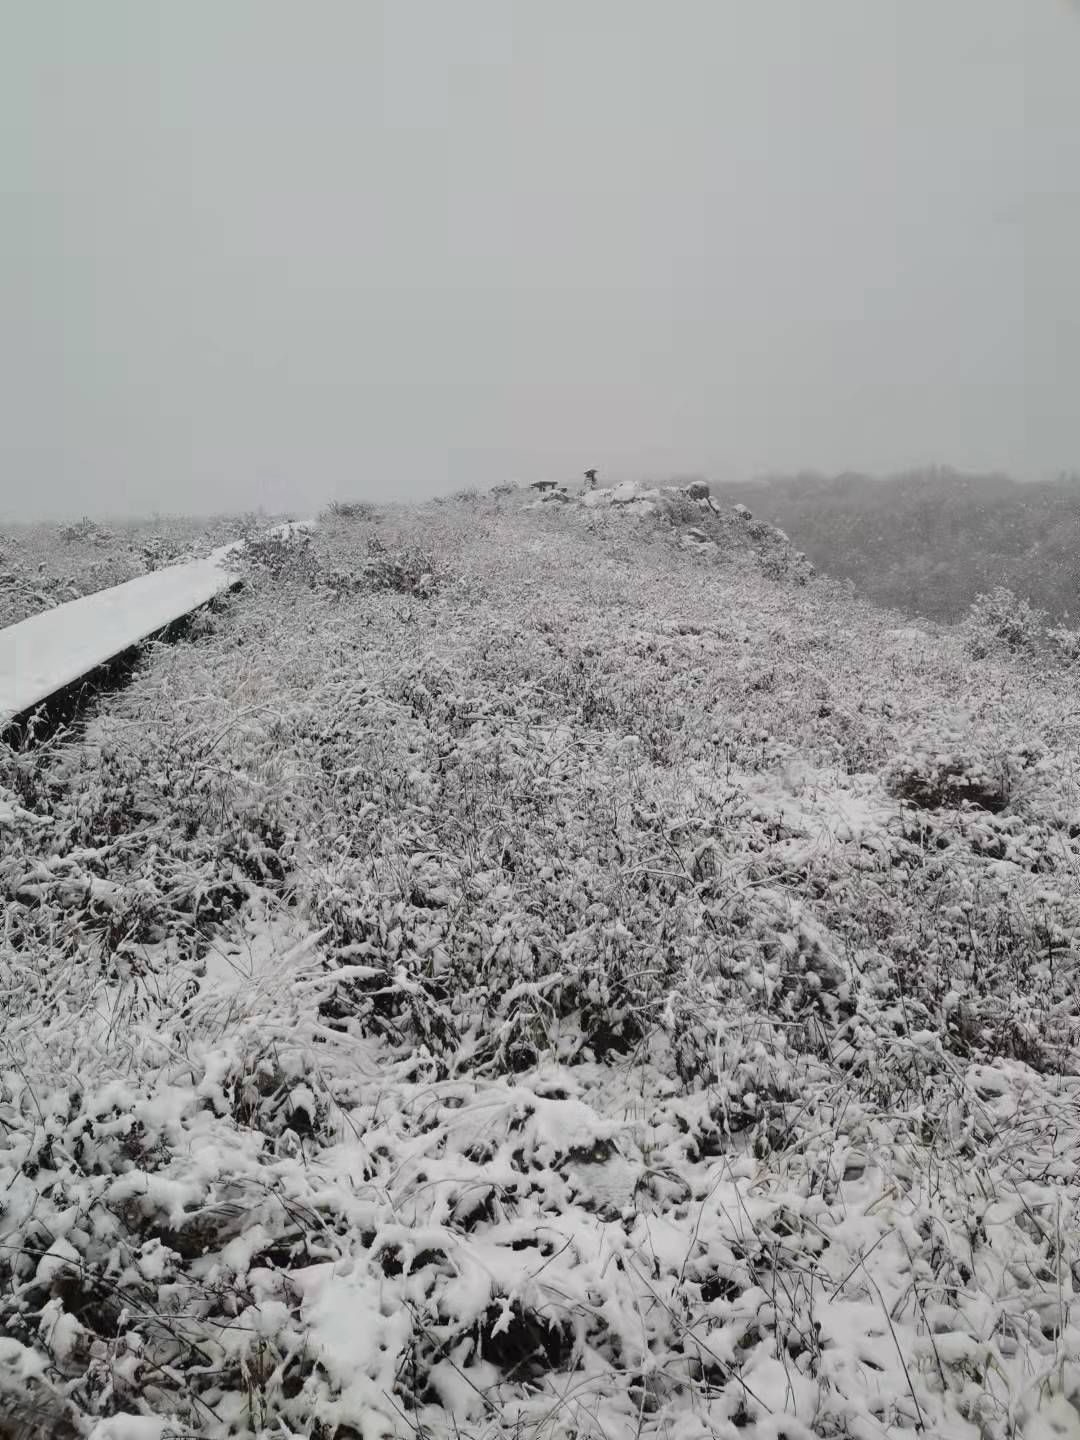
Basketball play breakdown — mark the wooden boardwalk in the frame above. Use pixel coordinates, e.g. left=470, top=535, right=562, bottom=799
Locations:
left=0, top=547, right=240, bottom=731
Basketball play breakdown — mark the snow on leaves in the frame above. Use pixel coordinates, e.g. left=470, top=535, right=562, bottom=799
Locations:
left=1, top=498, right=1079, bottom=1437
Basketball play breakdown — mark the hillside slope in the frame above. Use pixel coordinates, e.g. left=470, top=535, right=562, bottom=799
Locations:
left=1, top=495, right=1079, bottom=1439
left=707, top=469, right=1080, bottom=624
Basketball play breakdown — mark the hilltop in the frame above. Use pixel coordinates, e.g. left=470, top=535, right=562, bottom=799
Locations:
left=1, top=491, right=1079, bottom=1439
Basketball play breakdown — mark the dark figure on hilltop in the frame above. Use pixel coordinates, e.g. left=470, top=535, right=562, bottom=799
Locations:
left=584, top=469, right=598, bottom=489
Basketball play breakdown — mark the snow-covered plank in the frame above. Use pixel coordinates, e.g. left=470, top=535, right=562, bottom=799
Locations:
left=0, top=546, right=241, bottom=728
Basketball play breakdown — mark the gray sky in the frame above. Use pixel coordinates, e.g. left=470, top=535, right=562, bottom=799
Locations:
left=2, top=1, right=1078, bottom=519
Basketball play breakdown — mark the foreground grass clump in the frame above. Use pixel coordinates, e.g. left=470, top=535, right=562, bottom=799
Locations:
left=1, top=497, right=1079, bottom=1438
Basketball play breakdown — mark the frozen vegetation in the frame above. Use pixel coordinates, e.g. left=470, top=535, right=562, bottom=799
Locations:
left=2, top=487, right=1080, bottom=1438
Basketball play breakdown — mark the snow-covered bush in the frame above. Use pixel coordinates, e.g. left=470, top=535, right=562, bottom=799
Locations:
left=236, top=527, right=320, bottom=587
left=963, top=585, right=1047, bottom=657
left=1046, top=622, right=1080, bottom=663
left=60, top=516, right=108, bottom=544
left=323, top=498, right=377, bottom=520
left=884, top=743, right=1014, bottom=812
left=360, top=532, right=437, bottom=595
left=661, top=489, right=707, bottom=528
left=757, top=550, right=791, bottom=582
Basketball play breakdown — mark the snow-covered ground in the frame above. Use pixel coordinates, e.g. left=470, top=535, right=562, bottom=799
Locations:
left=1, top=496, right=1079, bottom=1438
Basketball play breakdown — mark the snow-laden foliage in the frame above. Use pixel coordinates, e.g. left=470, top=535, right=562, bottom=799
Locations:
left=963, top=589, right=1049, bottom=660
left=2, top=497, right=1080, bottom=1438
left=961, top=588, right=1080, bottom=670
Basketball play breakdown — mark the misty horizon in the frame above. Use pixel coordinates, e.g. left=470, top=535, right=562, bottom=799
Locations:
left=3, top=462, right=1079, bottom=530
left=3, top=1, right=1078, bottom=520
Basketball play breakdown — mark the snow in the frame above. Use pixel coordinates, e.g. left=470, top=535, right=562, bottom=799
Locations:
left=580, top=479, right=664, bottom=513
left=740, top=757, right=896, bottom=855
left=4, top=502, right=1080, bottom=1437
left=0, top=544, right=241, bottom=727
left=267, top=519, right=317, bottom=541
left=88, top=1420, right=180, bottom=1440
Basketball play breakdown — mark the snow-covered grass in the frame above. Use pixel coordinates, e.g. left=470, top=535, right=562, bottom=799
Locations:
left=2, top=495, right=1079, bottom=1438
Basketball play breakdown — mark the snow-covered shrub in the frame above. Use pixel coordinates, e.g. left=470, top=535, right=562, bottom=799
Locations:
left=661, top=489, right=707, bottom=528
left=1046, top=622, right=1080, bottom=663
left=963, top=585, right=1047, bottom=657
left=60, top=516, right=104, bottom=543
left=361, top=532, right=437, bottom=595
left=757, top=550, right=790, bottom=581
left=884, top=741, right=1014, bottom=812
left=323, top=498, right=377, bottom=520
left=136, top=535, right=189, bottom=572
left=237, top=527, right=320, bottom=585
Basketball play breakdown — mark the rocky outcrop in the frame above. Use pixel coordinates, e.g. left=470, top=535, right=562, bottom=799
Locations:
left=580, top=481, right=662, bottom=515
left=567, top=482, right=814, bottom=582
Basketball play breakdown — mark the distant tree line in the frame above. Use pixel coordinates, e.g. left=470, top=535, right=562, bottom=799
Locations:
left=700, top=467, right=1080, bottom=623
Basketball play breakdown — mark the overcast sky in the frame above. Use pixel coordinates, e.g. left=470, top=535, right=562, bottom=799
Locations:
left=2, top=2, right=1078, bottom=518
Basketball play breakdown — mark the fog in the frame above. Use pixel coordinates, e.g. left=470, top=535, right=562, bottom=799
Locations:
left=2, top=1, right=1077, bottom=519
